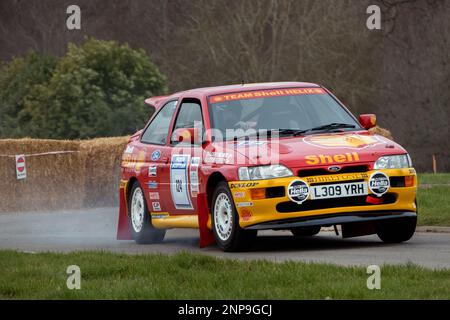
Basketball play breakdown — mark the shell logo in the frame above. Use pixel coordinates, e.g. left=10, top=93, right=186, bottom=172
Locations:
left=303, top=134, right=382, bottom=149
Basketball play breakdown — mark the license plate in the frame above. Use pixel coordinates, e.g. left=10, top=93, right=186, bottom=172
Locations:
left=310, top=182, right=368, bottom=200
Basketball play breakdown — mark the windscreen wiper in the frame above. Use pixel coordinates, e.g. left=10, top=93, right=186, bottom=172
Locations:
left=293, top=123, right=356, bottom=135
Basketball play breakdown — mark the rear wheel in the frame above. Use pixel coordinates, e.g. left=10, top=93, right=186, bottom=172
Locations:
left=128, top=181, right=165, bottom=244
left=291, top=226, right=321, bottom=237
left=376, top=216, right=416, bottom=243
left=212, top=182, right=256, bottom=252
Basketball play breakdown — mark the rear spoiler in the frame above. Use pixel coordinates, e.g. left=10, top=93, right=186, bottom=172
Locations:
left=145, top=95, right=169, bottom=109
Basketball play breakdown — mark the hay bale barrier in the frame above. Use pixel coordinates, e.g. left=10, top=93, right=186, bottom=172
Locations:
left=0, top=127, right=393, bottom=213
left=0, top=139, right=86, bottom=212
left=0, top=137, right=128, bottom=213
left=369, top=126, right=394, bottom=140
left=81, top=137, right=128, bottom=208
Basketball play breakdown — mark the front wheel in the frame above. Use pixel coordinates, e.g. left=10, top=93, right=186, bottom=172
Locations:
left=128, top=181, right=166, bottom=244
left=212, top=182, right=256, bottom=252
left=376, top=216, right=417, bottom=243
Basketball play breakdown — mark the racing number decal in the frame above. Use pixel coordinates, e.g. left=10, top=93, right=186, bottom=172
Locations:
left=170, top=155, right=193, bottom=210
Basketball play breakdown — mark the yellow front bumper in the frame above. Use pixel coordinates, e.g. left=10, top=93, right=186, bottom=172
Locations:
left=228, top=168, right=417, bottom=229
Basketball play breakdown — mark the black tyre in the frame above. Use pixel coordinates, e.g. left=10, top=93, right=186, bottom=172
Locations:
left=211, top=181, right=257, bottom=252
left=291, top=226, right=321, bottom=237
left=128, top=181, right=166, bottom=244
left=376, top=216, right=416, bottom=243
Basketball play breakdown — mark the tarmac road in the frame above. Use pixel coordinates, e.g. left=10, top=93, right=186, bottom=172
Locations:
left=0, top=207, right=449, bottom=269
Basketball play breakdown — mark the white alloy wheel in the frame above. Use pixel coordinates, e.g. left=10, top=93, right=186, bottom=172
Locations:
left=214, top=192, right=234, bottom=241
left=131, top=187, right=145, bottom=233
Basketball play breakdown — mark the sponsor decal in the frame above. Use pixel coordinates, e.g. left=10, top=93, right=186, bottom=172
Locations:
left=149, top=192, right=159, bottom=200
left=305, top=152, right=360, bottom=165
left=287, top=179, right=310, bottom=204
left=148, top=165, right=157, bottom=177
left=147, top=181, right=158, bottom=189
left=210, top=87, right=325, bottom=103
left=190, top=157, right=200, bottom=198
left=236, top=202, right=253, bottom=207
left=240, top=208, right=252, bottom=221
left=151, top=150, right=161, bottom=161
left=233, top=191, right=246, bottom=198
left=151, top=212, right=169, bottom=219
left=152, top=202, right=161, bottom=211
left=124, top=145, right=134, bottom=154
left=305, top=173, right=368, bottom=184
left=230, top=182, right=259, bottom=189
left=170, top=154, right=193, bottom=210
left=303, top=134, right=383, bottom=150
left=369, top=171, right=390, bottom=197
left=204, top=151, right=233, bottom=164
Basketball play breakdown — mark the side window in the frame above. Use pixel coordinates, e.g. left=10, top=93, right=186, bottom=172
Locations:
left=171, top=100, right=203, bottom=145
left=141, top=100, right=177, bottom=145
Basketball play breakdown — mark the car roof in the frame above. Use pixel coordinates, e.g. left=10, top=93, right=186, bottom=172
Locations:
left=145, top=82, right=322, bottom=107
left=182, top=81, right=320, bottom=96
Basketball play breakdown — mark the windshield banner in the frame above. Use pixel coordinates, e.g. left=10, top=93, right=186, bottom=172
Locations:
left=209, top=87, right=325, bottom=103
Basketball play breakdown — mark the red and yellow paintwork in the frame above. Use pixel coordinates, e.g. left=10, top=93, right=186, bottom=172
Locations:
left=117, top=82, right=417, bottom=247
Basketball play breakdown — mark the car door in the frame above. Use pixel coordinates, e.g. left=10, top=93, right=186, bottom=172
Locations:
left=166, top=98, right=204, bottom=215
left=139, top=100, right=177, bottom=214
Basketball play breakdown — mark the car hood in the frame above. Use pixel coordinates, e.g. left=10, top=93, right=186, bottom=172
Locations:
left=212, top=130, right=406, bottom=169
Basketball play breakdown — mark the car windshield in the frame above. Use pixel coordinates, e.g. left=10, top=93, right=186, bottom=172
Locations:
left=208, top=87, right=361, bottom=141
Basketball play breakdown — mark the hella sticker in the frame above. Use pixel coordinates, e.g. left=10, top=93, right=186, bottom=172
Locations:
left=369, top=172, right=390, bottom=197
left=288, top=179, right=310, bottom=204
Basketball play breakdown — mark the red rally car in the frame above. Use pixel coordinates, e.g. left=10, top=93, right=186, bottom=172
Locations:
left=117, top=82, right=417, bottom=251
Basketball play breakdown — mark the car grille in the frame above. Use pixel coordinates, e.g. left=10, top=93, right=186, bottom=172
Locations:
left=276, top=193, right=397, bottom=213
left=298, top=165, right=369, bottom=177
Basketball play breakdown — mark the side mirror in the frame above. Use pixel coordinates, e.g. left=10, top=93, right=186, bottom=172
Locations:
left=358, top=114, right=377, bottom=130
left=172, top=128, right=199, bottom=144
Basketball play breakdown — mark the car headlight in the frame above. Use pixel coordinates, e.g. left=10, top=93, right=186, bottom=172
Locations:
left=238, top=165, right=293, bottom=180
left=374, top=154, right=412, bottom=169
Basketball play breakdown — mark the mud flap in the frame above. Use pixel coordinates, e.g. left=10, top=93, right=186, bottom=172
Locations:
left=197, top=193, right=215, bottom=248
left=117, top=187, right=132, bottom=240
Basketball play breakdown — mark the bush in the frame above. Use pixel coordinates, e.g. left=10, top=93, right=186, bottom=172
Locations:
left=0, top=39, right=167, bottom=139
left=0, top=52, right=56, bottom=138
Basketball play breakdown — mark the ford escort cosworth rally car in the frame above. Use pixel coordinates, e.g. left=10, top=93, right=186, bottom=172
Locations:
left=117, top=82, right=417, bottom=251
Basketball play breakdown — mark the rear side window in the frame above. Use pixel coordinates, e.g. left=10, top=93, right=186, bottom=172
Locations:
left=141, top=100, right=177, bottom=145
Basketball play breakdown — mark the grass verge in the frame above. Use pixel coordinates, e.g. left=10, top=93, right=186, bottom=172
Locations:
left=0, top=250, right=449, bottom=299
left=418, top=173, right=450, bottom=185
left=418, top=186, right=450, bottom=226
left=417, top=173, right=450, bottom=226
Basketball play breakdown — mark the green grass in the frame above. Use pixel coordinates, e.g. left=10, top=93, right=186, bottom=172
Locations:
left=418, top=186, right=450, bottom=226
left=416, top=173, right=450, bottom=226
left=0, top=250, right=449, bottom=299
left=418, top=173, right=450, bottom=185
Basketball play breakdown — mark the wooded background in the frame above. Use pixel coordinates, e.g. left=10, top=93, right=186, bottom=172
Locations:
left=0, top=0, right=448, bottom=172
